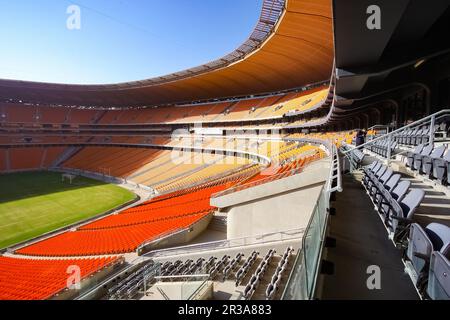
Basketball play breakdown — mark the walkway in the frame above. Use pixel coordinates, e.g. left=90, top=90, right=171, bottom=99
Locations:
left=321, top=173, right=419, bottom=300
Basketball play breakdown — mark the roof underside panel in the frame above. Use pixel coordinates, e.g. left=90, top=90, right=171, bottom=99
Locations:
left=0, top=0, right=334, bottom=108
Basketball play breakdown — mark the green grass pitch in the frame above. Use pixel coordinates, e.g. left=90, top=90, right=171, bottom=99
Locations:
left=0, top=171, right=136, bottom=249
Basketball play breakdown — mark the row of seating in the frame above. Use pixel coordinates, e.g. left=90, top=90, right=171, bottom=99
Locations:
left=265, top=247, right=294, bottom=300
left=222, top=253, right=245, bottom=281
left=0, top=256, right=118, bottom=300
left=340, top=143, right=366, bottom=170
left=362, top=161, right=425, bottom=243
left=16, top=212, right=210, bottom=256
left=368, top=140, right=398, bottom=158
left=361, top=160, right=450, bottom=299
left=209, top=255, right=232, bottom=279
left=404, top=223, right=450, bottom=299
left=108, top=261, right=158, bottom=300
left=394, top=126, right=435, bottom=146
left=0, top=104, right=99, bottom=124
left=0, top=147, right=65, bottom=172
left=1, top=87, right=328, bottom=126
left=80, top=192, right=216, bottom=231
left=406, top=144, right=450, bottom=185
left=158, top=255, right=234, bottom=280
left=235, top=251, right=260, bottom=286
left=243, top=249, right=276, bottom=300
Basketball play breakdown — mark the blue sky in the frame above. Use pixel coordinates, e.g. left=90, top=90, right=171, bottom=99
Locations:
left=0, top=0, right=263, bottom=84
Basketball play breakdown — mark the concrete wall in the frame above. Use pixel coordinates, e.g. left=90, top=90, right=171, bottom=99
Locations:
left=227, top=183, right=324, bottom=239
left=211, top=159, right=330, bottom=240
left=138, top=214, right=213, bottom=255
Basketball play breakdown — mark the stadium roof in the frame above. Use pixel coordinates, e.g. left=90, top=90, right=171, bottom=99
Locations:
left=0, top=0, right=334, bottom=108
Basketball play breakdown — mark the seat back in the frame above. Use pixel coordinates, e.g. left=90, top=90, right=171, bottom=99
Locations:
left=421, top=144, right=434, bottom=156
left=430, top=145, right=446, bottom=159
left=426, top=223, right=450, bottom=256
left=407, top=223, right=434, bottom=276
left=444, top=149, right=450, bottom=162
left=400, top=189, right=425, bottom=220
left=375, top=165, right=387, bottom=178
left=391, top=181, right=411, bottom=202
left=427, top=252, right=450, bottom=300
left=379, top=169, right=394, bottom=184
left=385, top=174, right=401, bottom=191
left=370, top=162, right=382, bottom=175
left=414, top=144, right=425, bottom=154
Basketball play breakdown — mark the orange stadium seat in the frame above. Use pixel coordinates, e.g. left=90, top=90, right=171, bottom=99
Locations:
left=4, top=105, right=36, bottom=123
left=62, top=147, right=162, bottom=177
left=38, top=107, right=69, bottom=124
left=9, top=148, right=44, bottom=170
left=79, top=184, right=222, bottom=230
left=0, top=256, right=118, bottom=300
left=16, top=212, right=210, bottom=256
left=67, top=109, right=98, bottom=124
left=41, top=147, right=66, bottom=168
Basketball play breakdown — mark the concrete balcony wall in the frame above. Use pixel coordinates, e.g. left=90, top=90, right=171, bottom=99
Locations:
left=211, top=159, right=330, bottom=239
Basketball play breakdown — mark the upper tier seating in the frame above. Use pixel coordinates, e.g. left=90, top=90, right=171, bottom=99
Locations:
left=1, top=86, right=328, bottom=127
left=0, top=256, right=117, bottom=300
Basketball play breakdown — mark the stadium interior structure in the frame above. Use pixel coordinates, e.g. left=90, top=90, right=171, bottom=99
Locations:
left=0, top=0, right=450, bottom=300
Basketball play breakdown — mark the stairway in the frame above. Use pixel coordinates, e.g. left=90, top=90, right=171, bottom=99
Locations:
left=208, top=215, right=227, bottom=232
left=51, top=146, right=82, bottom=168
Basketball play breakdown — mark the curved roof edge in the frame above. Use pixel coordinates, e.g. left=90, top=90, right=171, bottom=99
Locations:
left=0, top=0, right=285, bottom=91
left=0, top=0, right=334, bottom=107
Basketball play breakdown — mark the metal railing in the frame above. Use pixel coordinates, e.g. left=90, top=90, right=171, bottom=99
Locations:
left=282, top=185, right=331, bottom=299
left=136, top=227, right=186, bottom=255
left=210, top=153, right=322, bottom=199
left=211, top=137, right=342, bottom=199
left=143, top=228, right=305, bottom=259
left=342, top=109, right=450, bottom=168
left=280, top=139, right=342, bottom=300
left=286, top=138, right=342, bottom=194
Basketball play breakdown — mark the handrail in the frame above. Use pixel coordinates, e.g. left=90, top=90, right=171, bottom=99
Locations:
left=342, top=109, right=450, bottom=154
left=211, top=137, right=342, bottom=199
left=328, top=142, right=343, bottom=193
left=136, top=227, right=186, bottom=253
left=210, top=158, right=314, bottom=199
left=282, top=184, right=330, bottom=300
left=286, top=137, right=342, bottom=194
left=154, top=274, right=210, bottom=281
left=143, top=228, right=305, bottom=259
left=156, top=287, right=170, bottom=301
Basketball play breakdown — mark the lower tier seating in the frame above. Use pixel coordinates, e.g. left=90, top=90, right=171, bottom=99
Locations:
left=79, top=184, right=223, bottom=230
left=0, top=256, right=117, bottom=300
left=16, top=213, right=209, bottom=257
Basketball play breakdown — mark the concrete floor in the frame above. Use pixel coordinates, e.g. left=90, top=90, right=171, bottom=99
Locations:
left=321, top=173, right=419, bottom=300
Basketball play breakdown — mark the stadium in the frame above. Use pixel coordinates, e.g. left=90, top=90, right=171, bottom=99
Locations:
left=0, top=0, right=449, bottom=302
